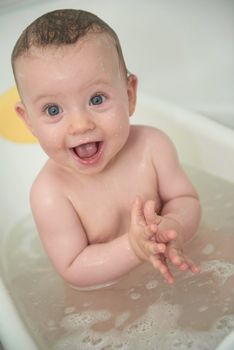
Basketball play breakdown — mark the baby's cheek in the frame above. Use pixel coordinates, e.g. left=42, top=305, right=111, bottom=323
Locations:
left=37, top=129, right=62, bottom=154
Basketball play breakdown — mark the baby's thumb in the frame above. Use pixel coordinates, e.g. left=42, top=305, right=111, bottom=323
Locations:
left=131, top=196, right=145, bottom=226
left=144, top=200, right=161, bottom=226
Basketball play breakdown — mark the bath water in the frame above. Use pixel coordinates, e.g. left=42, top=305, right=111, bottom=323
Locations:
left=1, top=166, right=234, bottom=350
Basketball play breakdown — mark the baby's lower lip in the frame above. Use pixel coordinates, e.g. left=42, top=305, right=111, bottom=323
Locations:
left=70, top=141, right=104, bottom=166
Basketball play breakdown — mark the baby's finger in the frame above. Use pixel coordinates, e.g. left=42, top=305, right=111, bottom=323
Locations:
left=157, top=229, right=177, bottom=244
left=143, top=224, right=157, bottom=240
left=167, top=246, right=187, bottom=269
left=131, top=196, right=145, bottom=226
left=150, top=255, right=174, bottom=284
left=144, top=200, right=156, bottom=224
left=167, top=248, right=200, bottom=274
left=144, top=200, right=161, bottom=226
left=183, top=255, right=201, bottom=274
left=145, top=240, right=166, bottom=255
left=149, top=223, right=158, bottom=234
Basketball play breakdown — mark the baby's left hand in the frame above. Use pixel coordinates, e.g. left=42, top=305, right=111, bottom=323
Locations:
left=144, top=200, right=200, bottom=284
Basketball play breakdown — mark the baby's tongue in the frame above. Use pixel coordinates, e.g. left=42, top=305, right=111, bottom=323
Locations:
left=75, top=142, right=98, bottom=159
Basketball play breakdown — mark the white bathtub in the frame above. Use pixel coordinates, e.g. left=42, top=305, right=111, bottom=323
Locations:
left=1, top=94, right=234, bottom=350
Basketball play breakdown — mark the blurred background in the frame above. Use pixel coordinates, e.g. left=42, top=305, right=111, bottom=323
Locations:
left=0, top=0, right=233, bottom=128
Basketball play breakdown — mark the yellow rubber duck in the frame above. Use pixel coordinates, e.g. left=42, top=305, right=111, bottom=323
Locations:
left=0, top=86, right=37, bottom=143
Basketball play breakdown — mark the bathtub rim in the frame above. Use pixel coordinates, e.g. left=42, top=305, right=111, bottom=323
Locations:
left=135, top=93, right=234, bottom=184
left=0, top=280, right=38, bottom=350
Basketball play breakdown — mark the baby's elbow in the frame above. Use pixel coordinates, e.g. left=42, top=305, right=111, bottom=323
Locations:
left=59, top=268, right=87, bottom=289
left=60, top=265, right=116, bottom=291
left=59, top=264, right=96, bottom=290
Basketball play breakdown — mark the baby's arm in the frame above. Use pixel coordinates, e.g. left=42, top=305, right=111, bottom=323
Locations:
left=153, top=130, right=201, bottom=239
left=150, top=130, right=201, bottom=278
left=30, top=181, right=160, bottom=288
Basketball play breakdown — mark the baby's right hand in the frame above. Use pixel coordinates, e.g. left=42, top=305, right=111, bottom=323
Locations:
left=128, top=197, right=166, bottom=262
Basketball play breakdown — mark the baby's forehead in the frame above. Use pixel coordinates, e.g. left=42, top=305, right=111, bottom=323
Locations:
left=20, top=34, right=119, bottom=76
left=23, top=32, right=117, bottom=59
left=14, top=31, right=125, bottom=89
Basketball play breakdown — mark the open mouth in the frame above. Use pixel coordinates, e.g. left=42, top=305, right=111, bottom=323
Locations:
left=71, top=141, right=103, bottom=164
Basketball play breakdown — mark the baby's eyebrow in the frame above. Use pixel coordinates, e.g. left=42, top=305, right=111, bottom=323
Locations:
left=33, top=93, right=60, bottom=103
left=83, top=78, right=111, bottom=89
left=32, top=79, right=113, bottom=104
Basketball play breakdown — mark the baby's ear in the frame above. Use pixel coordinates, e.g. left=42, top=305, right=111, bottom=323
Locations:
left=15, top=101, right=36, bottom=137
left=127, top=74, right=138, bottom=116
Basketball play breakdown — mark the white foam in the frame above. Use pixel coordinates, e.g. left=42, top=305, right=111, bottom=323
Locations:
left=64, top=306, right=76, bottom=314
left=129, top=292, right=141, bottom=300
left=51, top=298, right=234, bottom=350
left=201, top=260, right=234, bottom=285
left=60, top=310, right=112, bottom=331
left=115, top=312, right=130, bottom=328
left=145, top=279, right=158, bottom=289
left=202, top=243, right=215, bottom=255
left=198, top=305, right=209, bottom=312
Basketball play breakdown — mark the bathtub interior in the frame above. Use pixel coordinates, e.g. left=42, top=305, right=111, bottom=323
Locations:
left=1, top=95, right=234, bottom=350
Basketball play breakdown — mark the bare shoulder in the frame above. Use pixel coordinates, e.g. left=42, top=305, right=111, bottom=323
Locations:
left=130, top=124, right=174, bottom=149
left=130, top=124, right=179, bottom=174
left=30, top=160, right=67, bottom=210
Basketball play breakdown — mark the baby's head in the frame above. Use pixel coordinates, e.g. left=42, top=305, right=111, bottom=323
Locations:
left=11, top=9, right=137, bottom=174
left=12, top=9, right=128, bottom=86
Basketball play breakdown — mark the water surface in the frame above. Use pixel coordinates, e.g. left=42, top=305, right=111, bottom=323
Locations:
left=1, top=166, right=234, bottom=350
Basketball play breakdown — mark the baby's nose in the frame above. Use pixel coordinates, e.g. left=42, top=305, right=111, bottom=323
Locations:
left=68, top=113, right=95, bottom=135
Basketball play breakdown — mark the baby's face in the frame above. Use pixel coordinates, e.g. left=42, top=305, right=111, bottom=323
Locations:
left=15, top=33, right=137, bottom=175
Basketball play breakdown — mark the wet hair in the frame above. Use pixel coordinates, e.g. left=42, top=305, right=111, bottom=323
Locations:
left=11, top=9, right=128, bottom=78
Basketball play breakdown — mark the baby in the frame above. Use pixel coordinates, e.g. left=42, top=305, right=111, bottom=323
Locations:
left=11, top=9, right=201, bottom=288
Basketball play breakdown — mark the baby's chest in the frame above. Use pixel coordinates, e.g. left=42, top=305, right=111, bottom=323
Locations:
left=80, top=199, right=126, bottom=243
left=73, top=179, right=160, bottom=244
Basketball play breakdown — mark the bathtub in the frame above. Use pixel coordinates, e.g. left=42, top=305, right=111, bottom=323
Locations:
left=1, top=94, right=234, bottom=350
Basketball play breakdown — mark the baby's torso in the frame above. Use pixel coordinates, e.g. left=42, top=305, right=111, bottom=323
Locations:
left=70, top=168, right=160, bottom=244
left=48, top=126, right=162, bottom=243
left=66, top=167, right=160, bottom=244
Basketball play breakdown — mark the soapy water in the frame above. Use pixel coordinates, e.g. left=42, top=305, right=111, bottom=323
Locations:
left=1, top=166, right=234, bottom=350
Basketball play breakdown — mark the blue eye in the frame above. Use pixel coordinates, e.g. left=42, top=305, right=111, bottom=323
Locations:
left=90, top=94, right=106, bottom=106
left=46, top=104, right=61, bottom=116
